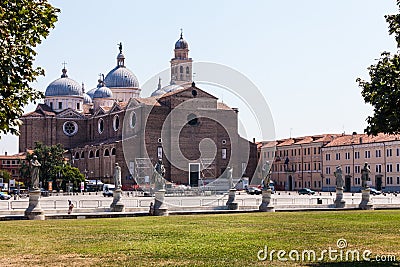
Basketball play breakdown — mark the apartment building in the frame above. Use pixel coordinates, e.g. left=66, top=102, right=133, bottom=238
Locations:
left=322, top=133, right=400, bottom=192
left=259, top=134, right=337, bottom=191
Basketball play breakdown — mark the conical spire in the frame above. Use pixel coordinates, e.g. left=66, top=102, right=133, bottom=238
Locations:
left=157, top=77, right=162, bottom=90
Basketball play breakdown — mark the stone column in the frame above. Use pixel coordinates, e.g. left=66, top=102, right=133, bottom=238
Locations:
left=259, top=188, right=275, bottom=212
left=226, top=188, right=238, bottom=210
left=334, top=187, right=346, bottom=208
left=359, top=188, right=374, bottom=210
left=154, top=189, right=168, bottom=216
left=25, top=189, right=45, bottom=220
left=110, top=188, right=125, bottom=212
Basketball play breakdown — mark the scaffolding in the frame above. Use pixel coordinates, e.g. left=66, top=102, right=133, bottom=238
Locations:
left=134, top=158, right=154, bottom=187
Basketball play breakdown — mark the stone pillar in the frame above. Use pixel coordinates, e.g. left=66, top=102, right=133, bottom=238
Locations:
left=259, top=188, right=275, bottom=212
left=154, top=189, right=168, bottom=216
left=334, top=187, right=346, bottom=208
left=110, top=188, right=125, bottom=212
left=359, top=188, right=374, bottom=210
left=25, top=189, right=45, bottom=220
left=226, top=188, right=238, bottom=210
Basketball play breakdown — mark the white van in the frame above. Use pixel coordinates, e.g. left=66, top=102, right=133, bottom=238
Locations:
left=103, top=184, right=115, bottom=197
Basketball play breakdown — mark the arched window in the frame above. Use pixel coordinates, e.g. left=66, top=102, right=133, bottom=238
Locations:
left=113, top=115, right=120, bottom=131
left=186, top=66, right=189, bottom=74
left=180, top=66, right=183, bottom=73
left=95, top=150, right=100, bottom=158
left=81, top=151, right=85, bottom=159
left=111, top=148, right=116, bottom=156
left=130, top=112, right=137, bottom=129
left=89, top=151, right=94, bottom=158
left=74, top=152, right=80, bottom=160
left=98, top=118, right=104, bottom=134
left=104, top=149, right=110, bottom=157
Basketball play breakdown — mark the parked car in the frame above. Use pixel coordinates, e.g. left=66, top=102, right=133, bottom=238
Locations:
left=369, top=188, right=381, bottom=195
left=40, top=188, right=49, bottom=197
left=358, top=188, right=382, bottom=195
left=103, top=184, right=115, bottom=197
left=298, top=188, right=315, bottom=195
left=246, top=186, right=262, bottom=195
left=0, top=192, right=11, bottom=200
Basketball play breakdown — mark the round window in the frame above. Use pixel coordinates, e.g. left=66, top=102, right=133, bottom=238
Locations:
left=187, top=113, right=198, bottom=126
left=113, top=115, right=120, bottom=131
left=98, top=118, right=104, bottom=134
left=63, top=121, right=78, bottom=136
left=130, top=112, right=137, bottom=129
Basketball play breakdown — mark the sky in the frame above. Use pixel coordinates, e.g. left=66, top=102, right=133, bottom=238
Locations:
left=0, top=0, right=398, bottom=155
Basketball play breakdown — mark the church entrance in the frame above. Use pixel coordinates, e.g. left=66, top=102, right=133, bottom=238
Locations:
left=189, top=163, right=200, bottom=187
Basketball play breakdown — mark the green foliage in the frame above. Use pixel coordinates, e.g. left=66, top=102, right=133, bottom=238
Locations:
left=54, top=164, right=85, bottom=191
left=0, top=0, right=59, bottom=137
left=357, top=52, right=400, bottom=135
left=0, top=169, right=12, bottom=183
left=0, top=211, right=399, bottom=266
left=21, top=142, right=85, bottom=189
left=357, top=2, right=400, bottom=135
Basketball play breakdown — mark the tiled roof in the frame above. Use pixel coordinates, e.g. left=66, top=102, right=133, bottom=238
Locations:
left=22, top=104, right=56, bottom=117
left=261, top=141, right=278, bottom=148
left=0, top=152, right=27, bottom=159
left=217, top=102, right=232, bottom=110
left=158, top=88, right=187, bottom=98
left=135, top=97, right=161, bottom=106
left=263, top=134, right=338, bottom=148
left=324, top=133, right=400, bottom=147
left=276, top=139, right=295, bottom=147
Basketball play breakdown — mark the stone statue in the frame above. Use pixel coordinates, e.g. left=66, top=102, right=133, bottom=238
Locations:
left=114, top=163, right=122, bottom=189
left=30, top=155, right=41, bottom=190
left=227, top=167, right=233, bottom=189
left=361, top=162, right=371, bottom=188
left=118, top=42, right=122, bottom=53
left=153, top=159, right=165, bottom=191
left=334, top=166, right=344, bottom=188
left=262, top=161, right=271, bottom=189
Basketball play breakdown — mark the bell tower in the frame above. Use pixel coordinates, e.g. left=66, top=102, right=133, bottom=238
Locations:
left=170, top=29, right=193, bottom=86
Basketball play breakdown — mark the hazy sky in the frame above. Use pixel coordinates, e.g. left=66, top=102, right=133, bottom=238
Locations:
left=0, top=0, right=398, bottom=155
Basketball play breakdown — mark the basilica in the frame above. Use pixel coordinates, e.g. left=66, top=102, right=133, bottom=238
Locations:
left=19, top=33, right=257, bottom=188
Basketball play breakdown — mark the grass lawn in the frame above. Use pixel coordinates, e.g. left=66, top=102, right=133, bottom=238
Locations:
left=1, top=210, right=400, bottom=266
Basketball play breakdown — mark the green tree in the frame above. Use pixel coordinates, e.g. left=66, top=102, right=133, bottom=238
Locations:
left=54, top=164, right=85, bottom=191
left=357, top=1, right=400, bottom=135
left=0, top=169, right=12, bottom=183
left=0, top=1, right=59, bottom=137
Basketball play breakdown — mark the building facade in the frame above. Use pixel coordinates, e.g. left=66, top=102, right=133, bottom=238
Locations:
left=0, top=152, right=27, bottom=182
left=19, top=33, right=257, bottom=188
left=322, top=133, right=400, bottom=192
left=259, top=135, right=337, bottom=191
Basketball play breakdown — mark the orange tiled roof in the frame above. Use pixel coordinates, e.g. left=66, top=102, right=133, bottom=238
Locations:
left=264, top=134, right=338, bottom=148
left=217, top=102, right=232, bottom=110
left=135, top=97, right=161, bottom=106
left=325, top=133, right=400, bottom=147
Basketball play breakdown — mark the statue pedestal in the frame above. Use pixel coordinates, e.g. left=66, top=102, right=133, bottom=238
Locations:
left=110, top=189, right=125, bottom=212
left=226, top=188, right=238, bottom=210
left=25, top=189, right=45, bottom=220
left=154, top=189, right=168, bottom=216
left=334, top=187, right=346, bottom=208
left=359, top=188, right=374, bottom=210
left=259, top=189, right=275, bottom=212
